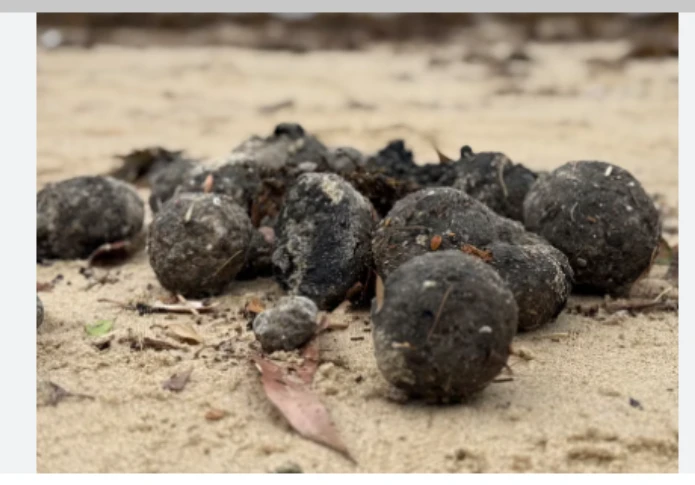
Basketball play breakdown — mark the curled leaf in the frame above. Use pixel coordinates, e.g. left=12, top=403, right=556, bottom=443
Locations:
left=85, top=320, right=113, bottom=337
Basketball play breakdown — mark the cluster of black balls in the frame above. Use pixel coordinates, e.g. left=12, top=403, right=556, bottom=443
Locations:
left=36, top=123, right=661, bottom=402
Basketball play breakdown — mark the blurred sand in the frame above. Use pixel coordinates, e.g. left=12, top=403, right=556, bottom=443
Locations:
left=37, top=41, right=678, bottom=473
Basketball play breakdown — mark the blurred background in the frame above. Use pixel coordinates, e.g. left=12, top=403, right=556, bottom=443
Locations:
left=38, top=13, right=677, bottom=53
left=36, top=13, right=678, bottom=206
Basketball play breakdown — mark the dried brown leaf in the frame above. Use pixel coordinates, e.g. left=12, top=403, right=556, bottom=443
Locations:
left=162, top=367, right=193, bottom=392
left=430, top=235, right=442, bottom=251
left=37, top=380, right=94, bottom=407
left=461, top=244, right=493, bottom=262
left=37, top=281, right=54, bottom=292
left=252, top=353, right=353, bottom=462
left=244, top=298, right=266, bottom=316
left=87, top=234, right=145, bottom=267
left=202, top=174, right=214, bottom=193
left=166, top=323, right=203, bottom=345
left=205, top=408, right=228, bottom=421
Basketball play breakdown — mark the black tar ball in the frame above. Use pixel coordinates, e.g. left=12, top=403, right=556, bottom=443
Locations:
left=148, top=193, right=253, bottom=297
left=371, top=251, right=518, bottom=401
left=523, top=161, right=661, bottom=295
left=453, top=151, right=538, bottom=222
left=272, top=173, right=375, bottom=311
left=485, top=242, right=573, bottom=331
left=37, top=176, right=145, bottom=261
left=37, top=295, right=44, bottom=328
left=372, top=187, right=545, bottom=279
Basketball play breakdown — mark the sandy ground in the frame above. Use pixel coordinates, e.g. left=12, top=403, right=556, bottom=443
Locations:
left=36, top=41, right=678, bottom=473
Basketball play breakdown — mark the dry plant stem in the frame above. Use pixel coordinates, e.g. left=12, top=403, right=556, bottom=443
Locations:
left=427, top=284, right=453, bottom=341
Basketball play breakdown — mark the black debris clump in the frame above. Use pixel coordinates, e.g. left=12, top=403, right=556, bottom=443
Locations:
left=523, top=161, right=661, bottom=295
left=110, top=146, right=190, bottom=186
left=485, top=242, right=573, bottom=331
left=272, top=173, right=376, bottom=310
left=372, top=187, right=545, bottom=279
left=37, top=176, right=145, bottom=261
left=148, top=193, right=253, bottom=297
left=365, top=140, right=458, bottom=187
left=371, top=251, right=518, bottom=401
left=252, top=296, right=318, bottom=352
left=453, top=150, right=538, bottom=222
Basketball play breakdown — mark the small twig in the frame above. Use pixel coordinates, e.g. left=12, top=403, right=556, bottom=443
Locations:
left=207, top=249, right=243, bottom=281
left=496, top=160, right=509, bottom=198
left=184, top=201, right=197, bottom=223
left=427, top=284, right=453, bottom=341
left=176, top=293, right=200, bottom=316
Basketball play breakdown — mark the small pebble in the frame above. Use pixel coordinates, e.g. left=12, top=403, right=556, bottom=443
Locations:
left=253, top=296, right=318, bottom=353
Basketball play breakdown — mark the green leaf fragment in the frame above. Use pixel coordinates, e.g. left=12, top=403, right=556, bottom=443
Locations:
left=85, top=319, right=113, bottom=336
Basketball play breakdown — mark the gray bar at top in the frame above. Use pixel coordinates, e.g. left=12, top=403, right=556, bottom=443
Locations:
left=0, top=0, right=693, bottom=13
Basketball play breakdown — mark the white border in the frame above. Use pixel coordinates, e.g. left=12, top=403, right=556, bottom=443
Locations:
left=0, top=12, right=36, bottom=475
left=678, top=12, right=692, bottom=476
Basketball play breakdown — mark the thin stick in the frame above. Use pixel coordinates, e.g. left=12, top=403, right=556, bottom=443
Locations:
left=176, top=294, right=200, bottom=316
left=207, top=249, right=243, bottom=281
left=496, top=160, right=509, bottom=198
left=427, top=285, right=453, bottom=341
